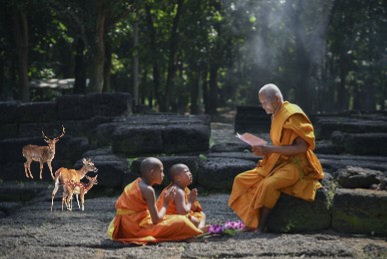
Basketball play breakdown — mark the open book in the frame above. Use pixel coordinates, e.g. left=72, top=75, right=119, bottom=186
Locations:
left=236, top=132, right=267, bottom=146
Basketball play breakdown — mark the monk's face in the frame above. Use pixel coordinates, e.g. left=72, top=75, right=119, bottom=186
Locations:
left=258, top=93, right=280, bottom=115
left=177, top=165, right=192, bottom=187
left=152, top=164, right=165, bottom=184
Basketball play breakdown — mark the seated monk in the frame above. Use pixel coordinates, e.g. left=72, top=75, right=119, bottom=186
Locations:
left=157, top=163, right=208, bottom=231
left=107, top=157, right=203, bottom=244
left=228, top=83, right=324, bottom=233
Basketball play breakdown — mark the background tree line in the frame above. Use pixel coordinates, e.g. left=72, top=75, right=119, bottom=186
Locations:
left=0, top=0, right=386, bottom=114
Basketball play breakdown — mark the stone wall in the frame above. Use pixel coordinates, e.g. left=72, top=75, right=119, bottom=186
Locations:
left=0, top=93, right=211, bottom=187
left=1, top=101, right=387, bottom=236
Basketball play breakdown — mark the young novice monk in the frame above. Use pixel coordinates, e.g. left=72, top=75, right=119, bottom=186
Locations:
left=157, top=163, right=207, bottom=231
left=107, top=157, right=203, bottom=244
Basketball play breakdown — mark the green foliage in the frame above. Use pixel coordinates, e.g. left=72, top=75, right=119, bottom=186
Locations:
left=326, top=180, right=338, bottom=210
left=281, top=220, right=296, bottom=233
left=0, top=0, right=385, bottom=113
left=199, top=154, right=207, bottom=161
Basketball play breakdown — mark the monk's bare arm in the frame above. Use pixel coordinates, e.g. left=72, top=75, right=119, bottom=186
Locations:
left=174, top=188, right=192, bottom=215
left=141, top=185, right=176, bottom=224
left=253, top=137, right=308, bottom=156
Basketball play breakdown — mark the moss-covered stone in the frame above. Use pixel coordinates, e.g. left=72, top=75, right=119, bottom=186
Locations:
left=332, top=188, right=387, bottom=236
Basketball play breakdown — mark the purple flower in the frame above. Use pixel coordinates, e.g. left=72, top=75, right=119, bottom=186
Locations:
left=208, top=220, right=245, bottom=235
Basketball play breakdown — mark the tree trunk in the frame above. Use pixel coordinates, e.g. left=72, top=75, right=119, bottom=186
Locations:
left=73, top=37, right=86, bottom=94
left=201, top=70, right=209, bottom=114
left=145, top=4, right=162, bottom=109
left=133, top=22, right=139, bottom=106
left=190, top=71, right=199, bottom=114
left=163, top=0, right=184, bottom=112
left=88, top=0, right=106, bottom=93
left=103, top=41, right=112, bottom=92
left=208, top=64, right=218, bottom=115
left=12, top=6, right=29, bottom=102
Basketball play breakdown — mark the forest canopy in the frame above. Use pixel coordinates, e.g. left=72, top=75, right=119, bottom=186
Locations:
left=0, top=0, right=386, bottom=114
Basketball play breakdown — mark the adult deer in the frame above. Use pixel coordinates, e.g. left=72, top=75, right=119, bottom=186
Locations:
left=51, top=158, right=98, bottom=211
left=63, top=175, right=98, bottom=211
left=22, top=125, right=65, bottom=180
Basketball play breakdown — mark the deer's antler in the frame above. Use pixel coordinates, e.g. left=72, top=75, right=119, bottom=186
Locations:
left=54, top=125, right=65, bottom=140
left=42, top=128, right=50, bottom=141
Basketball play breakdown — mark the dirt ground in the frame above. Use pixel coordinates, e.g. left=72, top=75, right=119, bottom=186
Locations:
left=0, top=189, right=386, bottom=259
left=1, top=122, right=386, bottom=258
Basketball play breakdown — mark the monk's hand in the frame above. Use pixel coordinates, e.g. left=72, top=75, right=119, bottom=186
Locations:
left=164, top=186, right=176, bottom=204
left=252, top=145, right=269, bottom=156
left=189, top=188, right=198, bottom=203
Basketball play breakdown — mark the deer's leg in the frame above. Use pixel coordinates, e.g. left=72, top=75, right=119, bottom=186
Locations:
left=24, top=161, right=29, bottom=178
left=81, top=193, right=85, bottom=211
left=76, top=194, right=80, bottom=210
left=47, top=161, right=54, bottom=180
left=62, top=188, right=67, bottom=211
left=70, top=195, right=73, bottom=210
left=66, top=193, right=73, bottom=211
left=39, top=161, right=44, bottom=180
left=26, top=160, right=34, bottom=179
left=51, top=182, right=60, bottom=211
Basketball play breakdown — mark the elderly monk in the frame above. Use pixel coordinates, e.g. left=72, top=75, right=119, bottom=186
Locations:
left=228, top=83, right=324, bottom=233
left=107, top=157, right=202, bottom=245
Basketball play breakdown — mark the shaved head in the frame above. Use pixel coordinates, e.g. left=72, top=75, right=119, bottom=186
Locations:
left=169, top=163, right=188, bottom=180
left=259, top=83, right=283, bottom=102
left=140, top=157, right=162, bottom=176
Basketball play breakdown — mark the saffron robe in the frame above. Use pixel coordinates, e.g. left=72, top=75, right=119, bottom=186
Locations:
left=228, top=101, right=324, bottom=229
left=107, top=178, right=203, bottom=245
left=156, top=183, right=204, bottom=222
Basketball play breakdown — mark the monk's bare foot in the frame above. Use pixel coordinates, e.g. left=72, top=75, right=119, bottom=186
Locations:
left=200, top=225, right=210, bottom=233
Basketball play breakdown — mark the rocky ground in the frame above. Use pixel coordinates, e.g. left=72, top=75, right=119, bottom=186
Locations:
left=0, top=122, right=386, bottom=259
left=1, top=190, right=387, bottom=259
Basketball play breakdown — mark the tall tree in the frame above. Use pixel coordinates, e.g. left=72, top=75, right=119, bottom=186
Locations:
left=11, top=2, right=29, bottom=101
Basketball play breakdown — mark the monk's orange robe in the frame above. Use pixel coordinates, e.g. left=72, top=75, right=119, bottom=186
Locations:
left=107, top=178, right=203, bottom=245
left=156, top=183, right=204, bottom=222
left=228, top=101, right=324, bottom=229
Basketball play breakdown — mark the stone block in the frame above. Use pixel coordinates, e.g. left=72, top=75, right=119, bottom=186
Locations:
left=332, top=132, right=387, bottom=156
left=332, top=188, right=387, bottom=236
left=234, top=105, right=271, bottom=134
left=1, top=137, right=43, bottom=163
left=267, top=189, right=331, bottom=233
left=17, top=102, right=57, bottom=122
left=57, top=94, right=93, bottom=120
left=162, top=124, right=210, bottom=153
left=335, top=166, right=384, bottom=189
left=0, top=101, right=21, bottom=123
left=0, top=123, right=18, bottom=140
left=111, top=126, right=164, bottom=155
left=57, top=93, right=132, bottom=121
left=55, top=136, right=94, bottom=161
left=207, top=151, right=259, bottom=162
left=73, top=154, right=128, bottom=188
left=197, top=157, right=257, bottom=191
left=314, top=117, right=387, bottom=140
left=1, top=160, right=70, bottom=181
left=18, top=123, right=68, bottom=138
left=210, top=142, right=250, bottom=153
left=88, top=92, right=132, bottom=116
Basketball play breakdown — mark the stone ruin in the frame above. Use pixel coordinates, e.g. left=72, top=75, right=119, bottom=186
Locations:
left=0, top=94, right=386, bottom=236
